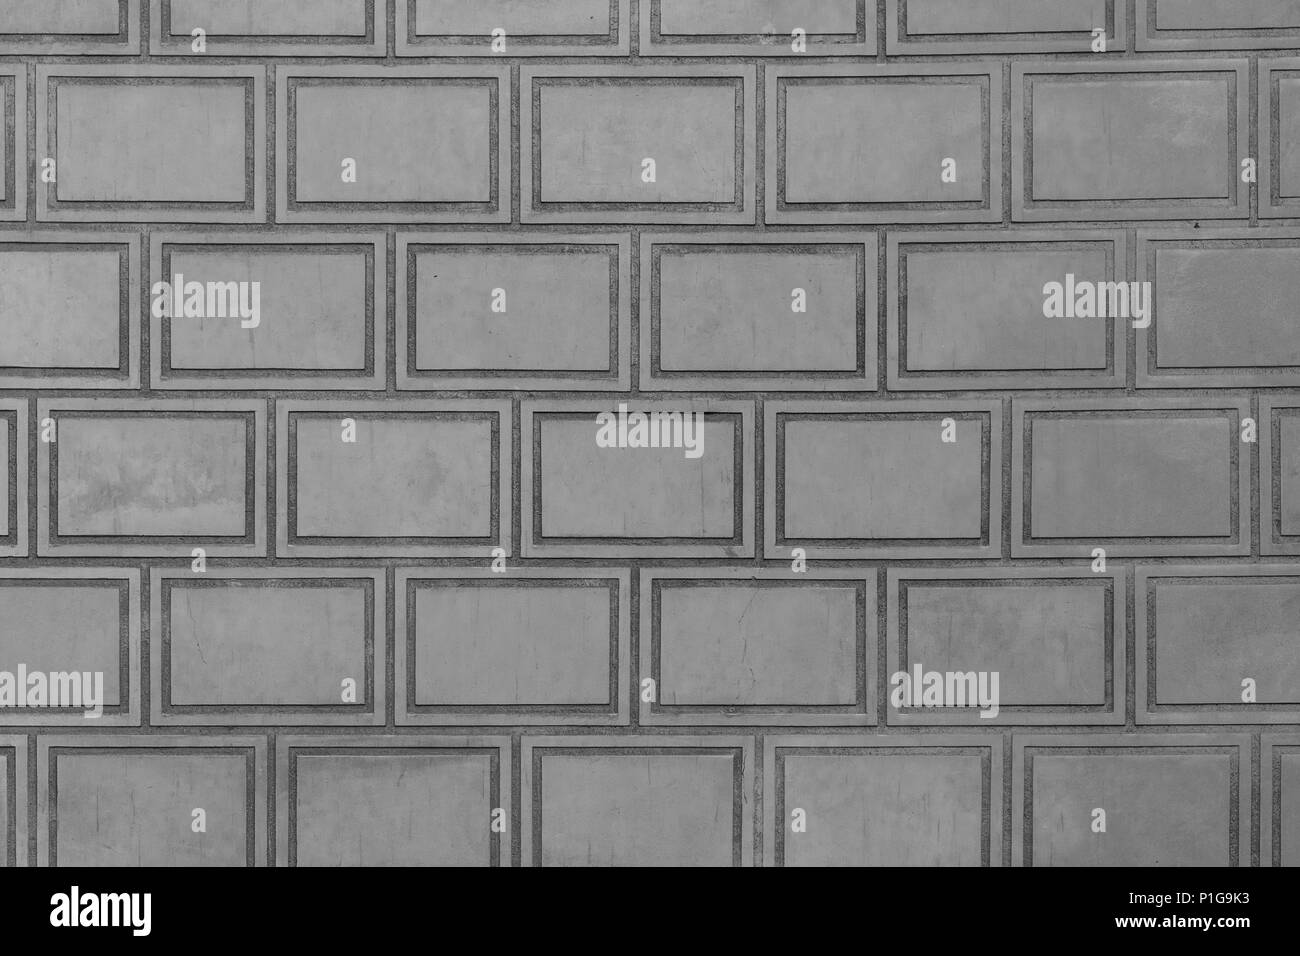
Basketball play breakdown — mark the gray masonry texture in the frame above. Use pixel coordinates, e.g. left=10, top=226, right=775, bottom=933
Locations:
left=2, top=0, right=1300, bottom=869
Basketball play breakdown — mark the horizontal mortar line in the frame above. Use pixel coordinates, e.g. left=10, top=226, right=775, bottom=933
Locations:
left=9, top=220, right=1300, bottom=231
left=3, top=724, right=1288, bottom=735
left=2, top=51, right=1296, bottom=64
left=2, top=556, right=1298, bottom=568
left=3, top=388, right=1300, bottom=399
left=7, top=220, right=1300, bottom=229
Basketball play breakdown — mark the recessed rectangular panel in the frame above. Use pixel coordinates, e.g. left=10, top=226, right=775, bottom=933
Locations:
left=397, top=569, right=629, bottom=725
left=1261, top=400, right=1300, bottom=555
left=644, top=234, right=875, bottom=391
left=1139, top=568, right=1300, bottom=724
left=1, top=0, right=139, bottom=54
left=277, top=67, right=509, bottom=224
left=888, top=0, right=1118, bottom=53
left=0, top=235, right=138, bottom=388
left=38, top=399, right=266, bottom=557
left=523, top=400, right=753, bottom=558
left=522, top=736, right=753, bottom=867
left=153, top=569, right=384, bottom=726
left=277, top=736, right=509, bottom=867
left=1263, top=736, right=1300, bottom=866
left=1013, top=62, right=1248, bottom=221
left=1014, top=735, right=1249, bottom=867
left=401, top=0, right=628, bottom=55
left=38, top=736, right=266, bottom=867
left=766, top=401, right=1001, bottom=559
left=0, top=738, right=28, bottom=867
left=1014, top=399, right=1248, bottom=557
left=0, top=402, right=26, bottom=557
left=153, top=0, right=382, bottom=54
left=888, top=569, right=1123, bottom=725
left=0, top=569, right=139, bottom=726
left=769, top=64, right=1001, bottom=224
left=278, top=401, right=510, bottom=557
left=1262, top=61, right=1300, bottom=218
left=38, top=66, right=264, bottom=222
left=1140, top=0, right=1300, bottom=49
left=644, top=0, right=872, bottom=55
left=522, top=65, right=755, bottom=224
left=399, top=235, right=629, bottom=390
left=0, top=70, right=27, bottom=221
left=889, top=231, right=1125, bottom=389
left=152, top=234, right=383, bottom=390
left=1139, top=230, right=1300, bottom=386
left=643, top=569, right=873, bottom=726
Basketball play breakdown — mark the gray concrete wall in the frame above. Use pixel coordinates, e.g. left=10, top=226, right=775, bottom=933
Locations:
left=0, top=0, right=1298, bottom=867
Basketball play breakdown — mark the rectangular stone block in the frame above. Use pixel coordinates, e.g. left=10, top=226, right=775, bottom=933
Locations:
left=1263, top=735, right=1300, bottom=866
left=1013, top=734, right=1250, bottom=866
left=1139, top=0, right=1300, bottom=49
left=1138, top=229, right=1300, bottom=386
left=38, top=399, right=266, bottom=557
left=151, top=233, right=385, bottom=390
left=768, top=64, right=1001, bottom=224
left=642, top=0, right=873, bottom=55
left=1262, top=59, right=1300, bottom=218
left=38, top=735, right=267, bottom=866
left=521, top=65, right=756, bottom=224
left=1013, top=61, right=1249, bottom=221
left=0, top=418, right=6, bottom=540
left=764, top=735, right=1002, bottom=866
left=277, top=735, right=509, bottom=867
left=0, top=569, right=140, bottom=727
left=152, top=0, right=383, bottom=55
left=397, top=234, right=630, bottom=391
left=0, top=418, right=6, bottom=541
left=278, top=400, right=511, bottom=558
left=396, top=568, right=630, bottom=726
left=888, top=569, right=1123, bottom=726
left=642, top=569, right=874, bottom=726
left=0, top=234, right=140, bottom=389
left=0, top=751, right=5, bottom=865
left=766, top=400, right=1001, bottom=559
left=1138, top=567, right=1300, bottom=725
left=1261, top=398, right=1300, bottom=555
left=0, top=69, right=27, bottom=222
left=0, top=0, right=139, bottom=54
left=522, top=399, right=754, bottom=558
left=277, top=66, right=509, bottom=224
left=1013, top=398, right=1250, bottom=557
left=0, top=737, right=28, bottom=867
left=36, top=66, right=265, bottom=223
left=0, top=400, right=28, bottom=558
left=641, top=233, right=876, bottom=391
left=151, top=568, right=384, bottom=726
left=887, top=0, right=1121, bottom=53
left=888, top=230, right=1126, bottom=390
left=522, top=736, right=753, bottom=866
left=399, top=0, right=629, bottom=55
